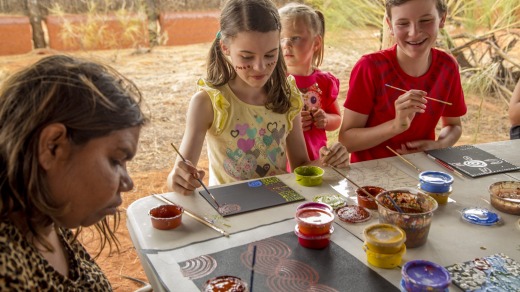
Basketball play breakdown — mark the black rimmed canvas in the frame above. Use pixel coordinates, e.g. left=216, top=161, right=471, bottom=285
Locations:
left=199, top=176, right=305, bottom=216
left=426, top=145, right=520, bottom=178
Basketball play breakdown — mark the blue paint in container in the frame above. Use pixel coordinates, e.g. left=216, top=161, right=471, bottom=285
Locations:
left=401, top=260, right=451, bottom=292
left=419, top=171, right=453, bottom=193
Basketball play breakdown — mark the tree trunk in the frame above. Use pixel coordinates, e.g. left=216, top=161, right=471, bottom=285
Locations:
left=142, top=0, right=159, bottom=46
left=26, top=0, right=45, bottom=49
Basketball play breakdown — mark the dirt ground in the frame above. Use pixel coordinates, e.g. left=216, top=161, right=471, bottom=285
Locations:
left=0, top=31, right=512, bottom=291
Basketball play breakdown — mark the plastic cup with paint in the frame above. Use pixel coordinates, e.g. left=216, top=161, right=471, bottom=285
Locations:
left=419, top=171, right=453, bottom=193
left=401, top=260, right=451, bottom=292
left=294, top=166, right=324, bottom=186
left=375, top=189, right=438, bottom=248
left=295, top=207, right=334, bottom=236
left=296, top=201, right=333, bottom=213
left=149, top=204, right=183, bottom=230
left=363, top=243, right=406, bottom=269
left=203, top=275, right=248, bottom=292
left=363, top=223, right=406, bottom=254
left=294, top=224, right=333, bottom=249
left=356, top=186, right=386, bottom=210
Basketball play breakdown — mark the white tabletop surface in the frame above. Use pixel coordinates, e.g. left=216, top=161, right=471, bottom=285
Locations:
left=127, top=140, right=520, bottom=291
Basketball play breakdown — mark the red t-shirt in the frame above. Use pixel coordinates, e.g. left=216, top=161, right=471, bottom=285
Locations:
left=344, top=45, right=467, bottom=163
left=293, top=69, right=340, bottom=160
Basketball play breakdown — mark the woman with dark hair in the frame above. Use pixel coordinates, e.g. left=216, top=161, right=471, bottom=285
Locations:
left=0, top=55, right=147, bottom=290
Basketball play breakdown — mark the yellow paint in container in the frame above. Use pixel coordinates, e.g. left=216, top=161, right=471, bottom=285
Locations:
left=363, top=243, right=406, bottom=269
left=363, top=223, right=406, bottom=254
left=419, top=186, right=452, bottom=205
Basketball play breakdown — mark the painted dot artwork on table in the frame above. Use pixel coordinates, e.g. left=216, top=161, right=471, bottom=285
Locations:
left=446, top=253, right=520, bottom=291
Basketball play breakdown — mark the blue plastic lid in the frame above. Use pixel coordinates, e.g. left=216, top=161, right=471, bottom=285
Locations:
left=419, top=171, right=454, bottom=185
left=461, top=208, right=501, bottom=226
left=419, top=171, right=454, bottom=193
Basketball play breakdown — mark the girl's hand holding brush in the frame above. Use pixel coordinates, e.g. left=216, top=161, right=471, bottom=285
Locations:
left=319, top=143, right=350, bottom=169
left=171, top=159, right=206, bottom=195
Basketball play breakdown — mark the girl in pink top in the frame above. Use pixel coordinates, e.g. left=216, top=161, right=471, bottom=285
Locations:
left=279, top=3, right=342, bottom=164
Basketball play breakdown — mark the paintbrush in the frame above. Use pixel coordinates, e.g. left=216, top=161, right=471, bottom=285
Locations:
left=386, top=146, right=422, bottom=173
left=329, top=166, right=375, bottom=200
left=170, top=143, right=221, bottom=209
left=153, top=194, right=229, bottom=237
left=330, top=166, right=404, bottom=213
left=385, top=84, right=452, bottom=106
left=250, top=245, right=257, bottom=292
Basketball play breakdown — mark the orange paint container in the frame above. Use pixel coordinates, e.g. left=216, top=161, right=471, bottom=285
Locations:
left=295, top=207, right=334, bottom=236
left=357, top=186, right=386, bottom=210
left=149, top=204, right=183, bottom=230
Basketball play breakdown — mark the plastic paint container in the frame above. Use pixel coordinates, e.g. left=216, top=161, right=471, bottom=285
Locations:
left=203, top=275, right=248, bottom=292
left=357, top=186, right=386, bottom=210
left=296, top=201, right=333, bottom=213
left=294, top=225, right=333, bottom=249
left=363, top=243, right=406, bottom=269
left=295, top=207, right=334, bottom=236
left=419, top=187, right=453, bottom=205
left=149, top=204, right=184, bottom=230
left=376, top=189, right=438, bottom=248
left=401, top=260, right=451, bottom=292
left=419, top=171, right=453, bottom=193
left=363, top=223, right=406, bottom=254
left=294, top=166, right=324, bottom=186
left=489, top=181, right=520, bottom=215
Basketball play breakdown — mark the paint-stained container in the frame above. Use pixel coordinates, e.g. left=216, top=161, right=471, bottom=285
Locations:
left=363, top=243, right=406, bottom=269
left=295, top=207, right=334, bottom=236
left=401, top=260, right=451, bottom=292
left=419, top=171, right=453, bottom=193
left=363, top=223, right=406, bottom=254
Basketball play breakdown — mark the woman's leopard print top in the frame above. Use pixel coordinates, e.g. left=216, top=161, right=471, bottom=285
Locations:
left=0, top=219, right=112, bottom=291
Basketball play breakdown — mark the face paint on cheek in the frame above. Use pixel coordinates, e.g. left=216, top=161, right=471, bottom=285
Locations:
left=235, top=65, right=248, bottom=70
left=267, top=61, right=277, bottom=67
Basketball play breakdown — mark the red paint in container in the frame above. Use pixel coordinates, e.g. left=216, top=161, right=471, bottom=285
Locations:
left=203, top=275, right=248, bottom=292
left=296, top=201, right=333, bottom=213
left=295, top=207, right=334, bottom=236
left=149, top=204, right=183, bottom=230
left=294, top=225, right=334, bottom=249
left=356, top=186, right=385, bottom=210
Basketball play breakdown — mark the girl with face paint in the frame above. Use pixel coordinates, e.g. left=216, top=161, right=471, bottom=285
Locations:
left=167, top=0, right=350, bottom=195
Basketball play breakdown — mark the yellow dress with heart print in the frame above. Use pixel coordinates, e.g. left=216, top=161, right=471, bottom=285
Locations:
left=198, top=76, right=303, bottom=186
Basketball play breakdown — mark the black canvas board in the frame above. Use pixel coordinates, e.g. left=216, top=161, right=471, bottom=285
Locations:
left=426, top=145, right=520, bottom=178
left=199, top=176, right=305, bottom=216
